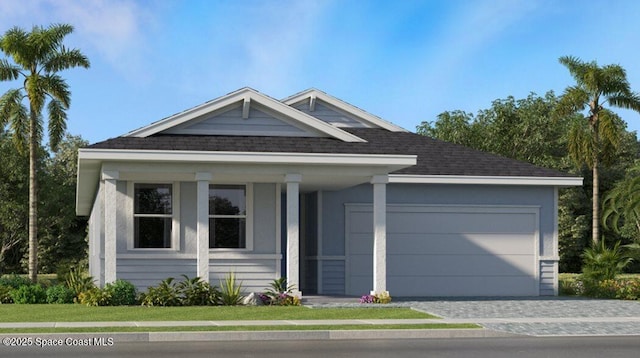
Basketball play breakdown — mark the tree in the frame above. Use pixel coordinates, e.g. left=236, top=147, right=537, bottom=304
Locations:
left=0, top=24, right=90, bottom=282
left=555, top=56, right=640, bottom=245
left=603, top=164, right=640, bottom=242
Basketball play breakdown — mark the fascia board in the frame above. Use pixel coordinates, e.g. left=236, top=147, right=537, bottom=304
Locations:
left=79, top=148, right=416, bottom=166
left=389, top=174, right=584, bottom=187
left=283, top=88, right=408, bottom=132
left=125, top=88, right=366, bottom=143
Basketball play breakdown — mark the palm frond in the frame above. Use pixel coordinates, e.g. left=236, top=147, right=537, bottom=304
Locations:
left=0, top=58, right=20, bottom=81
left=42, top=74, right=71, bottom=107
left=567, top=117, right=593, bottom=168
left=47, top=99, right=67, bottom=151
left=45, top=47, right=90, bottom=73
left=0, top=88, right=24, bottom=128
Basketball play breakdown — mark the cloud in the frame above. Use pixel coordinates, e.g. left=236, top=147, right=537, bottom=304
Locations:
left=0, top=0, right=156, bottom=81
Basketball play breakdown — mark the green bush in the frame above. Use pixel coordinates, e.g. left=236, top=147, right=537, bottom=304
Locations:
left=78, top=287, right=112, bottom=306
left=219, top=272, right=243, bottom=306
left=140, top=278, right=182, bottom=306
left=11, top=285, right=47, bottom=304
left=177, top=275, right=219, bottom=306
left=261, top=277, right=300, bottom=306
left=582, top=277, right=640, bottom=300
left=64, top=266, right=95, bottom=299
left=105, top=280, right=138, bottom=306
left=0, top=275, right=32, bottom=289
left=582, top=240, right=632, bottom=282
left=0, top=285, right=14, bottom=304
left=45, top=285, right=75, bottom=304
left=558, top=274, right=583, bottom=296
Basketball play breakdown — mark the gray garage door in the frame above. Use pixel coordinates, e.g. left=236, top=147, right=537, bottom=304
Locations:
left=346, top=204, right=539, bottom=297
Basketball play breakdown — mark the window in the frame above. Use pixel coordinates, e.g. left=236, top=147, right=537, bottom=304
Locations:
left=209, top=185, right=246, bottom=248
left=134, top=183, right=172, bottom=248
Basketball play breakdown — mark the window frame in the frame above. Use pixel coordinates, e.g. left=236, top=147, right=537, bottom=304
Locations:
left=128, top=181, right=180, bottom=251
left=209, top=183, right=253, bottom=251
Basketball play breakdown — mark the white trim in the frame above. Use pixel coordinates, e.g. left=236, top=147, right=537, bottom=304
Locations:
left=282, top=88, right=408, bottom=132
left=552, top=187, right=559, bottom=295
left=79, top=148, right=416, bottom=166
left=125, top=87, right=366, bottom=143
left=275, top=183, right=282, bottom=278
left=115, top=253, right=282, bottom=260
left=389, top=174, right=583, bottom=186
left=103, top=177, right=117, bottom=284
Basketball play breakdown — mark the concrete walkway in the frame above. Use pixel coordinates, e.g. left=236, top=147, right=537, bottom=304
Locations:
left=1, top=296, right=639, bottom=341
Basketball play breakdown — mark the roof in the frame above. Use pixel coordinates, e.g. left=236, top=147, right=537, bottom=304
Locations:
left=87, top=127, right=573, bottom=178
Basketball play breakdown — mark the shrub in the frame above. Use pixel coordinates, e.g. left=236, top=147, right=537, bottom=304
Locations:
left=0, top=275, right=32, bottom=289
left=78, top=287, right=112, bottom=306
left=177, top=275, right=219, bottom=306
left=261, top=277, right=300, bottom=306
left=582, top=277, right=640, bottom=300
left=64, top=266, right=95, bottom=298
left=11, top=284, right=47, bottom=304
left=219, top=272, right=243, bottom=306
left=45, top=285, right=75, bottom=304
left=0, top=285, right=14, bottom=304
left=105, top=280, right=138, bottom=306
left=582, top=240, right=632, bottom=283
left=140, top=278, right=182, bottom=306
left=359, top=291, right=392, bottom=304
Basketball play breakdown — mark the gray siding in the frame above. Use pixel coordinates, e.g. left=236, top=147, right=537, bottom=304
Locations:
left=322, top=260, right=345, bottom=295
left=117, top=258, right=197, bottom=290
left=210, top=259, right=277, bottom=292
left=164, top=105, right=310, bottom=136
left=292, top=100, right=369, bottom=127
left=539, top=260, right=557, bottom=296
left=253, top=183, right=277, bottom=254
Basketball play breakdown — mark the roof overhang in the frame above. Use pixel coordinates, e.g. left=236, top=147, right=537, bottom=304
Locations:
left=76, top=148, right=417, bottom=216
left=389, top=174, right=584, bottom=187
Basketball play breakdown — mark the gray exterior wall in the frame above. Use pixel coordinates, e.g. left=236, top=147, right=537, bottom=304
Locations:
left=319, top=183, right=558, bottom=296
left=94, top=179, right=281, bottom=291
left=292, top=101, right=369, bottom=127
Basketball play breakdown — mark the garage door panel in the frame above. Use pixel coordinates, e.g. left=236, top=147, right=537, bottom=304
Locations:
left=387, top=254, right=534, bottom=276
left=387, top=233, right=535, bottom=255
left=345, top=204, right=539, bottom=297
left=387, top=212, right=536, bottom=234
left=387, top=276, right=538, bottom=297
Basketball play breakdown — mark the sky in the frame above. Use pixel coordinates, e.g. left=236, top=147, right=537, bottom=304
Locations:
left=1, top=0, right=640, bottom=145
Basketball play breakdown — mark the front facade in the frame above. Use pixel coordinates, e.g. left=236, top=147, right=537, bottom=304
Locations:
left=76, top=88, right=582, bottom=297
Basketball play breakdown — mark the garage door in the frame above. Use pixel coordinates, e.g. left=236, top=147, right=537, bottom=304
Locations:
left=346, top=204, right=539, bottom=297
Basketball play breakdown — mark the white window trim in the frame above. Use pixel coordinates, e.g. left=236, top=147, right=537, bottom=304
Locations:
left=209, top=183, right=254, bottom=252
left=127, top=181, right=181, bottom=251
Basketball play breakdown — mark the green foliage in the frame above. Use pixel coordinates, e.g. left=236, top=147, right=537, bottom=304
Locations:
left=45, top=284, right=74, bottom=304
left=603, top=170, right=640, bottom=241
left=0, top=285, right=13, bottom=303
left=176, top=275, right=220, bottom=306
left=104, top=280, right=138, bottom=306
left=78, top=287, right=111, bottom=307
left=10, top=284, right=46, bottom=304
left=261, top=277, right=300, bottom=306
left=582, top=240, right=632, bottom=282
left=63, top=266, right=95, bottom=298
left=0, top=274, right=32, bottom=289
left=140, top=278, right=182, bottom=307
left=219, top=272, right=243, bottom=306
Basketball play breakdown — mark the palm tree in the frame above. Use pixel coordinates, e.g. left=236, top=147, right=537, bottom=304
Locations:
left=556, top=56, right=640, bottom=244
left=0, top=24, right=89, bottom=282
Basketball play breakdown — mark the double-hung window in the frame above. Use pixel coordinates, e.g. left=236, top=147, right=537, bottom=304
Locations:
left=134, top=183, right=173, bottom=248
left=209, top=185, right=246, bottom=249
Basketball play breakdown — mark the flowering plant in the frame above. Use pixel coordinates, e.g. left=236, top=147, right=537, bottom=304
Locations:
left=359, top=291, right=391, bottom=304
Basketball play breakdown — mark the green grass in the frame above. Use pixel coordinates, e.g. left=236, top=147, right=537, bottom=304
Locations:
left=0, top=305, right=436, bottom=322
left=0, top=324, right=480, bottom=334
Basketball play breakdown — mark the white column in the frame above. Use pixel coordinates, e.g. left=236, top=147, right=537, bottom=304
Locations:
left=371, top=175, right=388, bottom=295
left=285, top=174, right=302, bottom=297
left=196, top=172, right=212, bottom=284
left=102, top=170, right=119, bottom=285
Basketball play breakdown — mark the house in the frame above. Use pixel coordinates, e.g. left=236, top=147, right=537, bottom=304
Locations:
left=75, top=87, right=582, bottom=297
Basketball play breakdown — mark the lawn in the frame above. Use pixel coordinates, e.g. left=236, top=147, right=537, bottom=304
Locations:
left=0, top=305, right=436, bottom=322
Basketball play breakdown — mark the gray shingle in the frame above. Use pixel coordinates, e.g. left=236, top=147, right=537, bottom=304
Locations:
left=87, top=128, right=572, bottom=178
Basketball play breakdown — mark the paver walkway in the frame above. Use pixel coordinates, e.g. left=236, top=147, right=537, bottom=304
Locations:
left=304, top=296, right=640, bottom=336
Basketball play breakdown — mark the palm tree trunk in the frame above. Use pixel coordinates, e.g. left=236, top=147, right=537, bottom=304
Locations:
left=28, top=111, right=38, bottom=283
left=592, top=158, right=599, bottom=245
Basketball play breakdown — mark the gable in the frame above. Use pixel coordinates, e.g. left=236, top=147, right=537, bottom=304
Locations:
left=125, top=87, right=365, bottom=142
left=291, top=100, right=371, bottom=128
left=162, top=102, right=319, bottom=137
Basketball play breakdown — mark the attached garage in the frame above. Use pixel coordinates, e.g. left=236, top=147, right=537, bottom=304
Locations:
left=346, top=204, right=540, bottom=297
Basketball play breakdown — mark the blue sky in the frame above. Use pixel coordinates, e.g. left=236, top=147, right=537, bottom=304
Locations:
left=1, top=0, right=640, bottom=144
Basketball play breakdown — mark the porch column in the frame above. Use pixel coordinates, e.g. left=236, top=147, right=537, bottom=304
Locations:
left=285, top=174, right=302, bottom=297
left=196, top=172, right=212, bottom=284
left=102, top=171, right=118, bottom=285
left=371, top=175, right=388, bottom=295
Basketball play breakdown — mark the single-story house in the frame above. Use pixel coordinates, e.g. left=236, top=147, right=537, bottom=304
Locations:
left=76, top=87, right=582, bottom=297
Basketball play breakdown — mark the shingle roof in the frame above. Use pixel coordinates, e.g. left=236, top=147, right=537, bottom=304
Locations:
left=87, top=128, right=571, bottom=178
